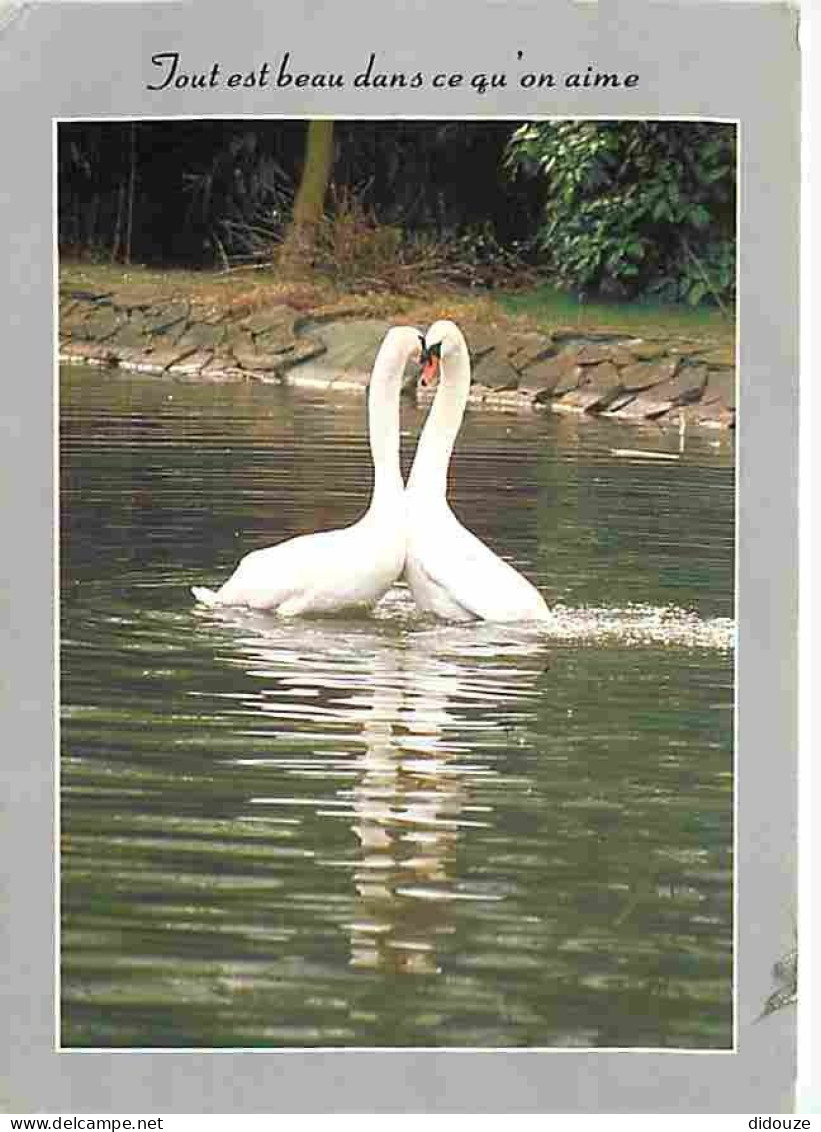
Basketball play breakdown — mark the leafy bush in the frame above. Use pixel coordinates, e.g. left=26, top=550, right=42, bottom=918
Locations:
left=505, top=121, right=736, bottom=307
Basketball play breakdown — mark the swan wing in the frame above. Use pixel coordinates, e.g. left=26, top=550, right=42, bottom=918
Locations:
left=198, top=521, right=404, bottom=613
left=203, top=530, right=326, bottom=610
left=410, top=516, right=549, bottom=623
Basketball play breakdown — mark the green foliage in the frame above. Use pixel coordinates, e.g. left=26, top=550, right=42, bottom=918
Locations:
left=505, top=122, right=736, bottom=307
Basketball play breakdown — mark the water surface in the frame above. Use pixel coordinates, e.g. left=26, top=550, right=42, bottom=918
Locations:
left=60, top=366, right=734, bottom=1048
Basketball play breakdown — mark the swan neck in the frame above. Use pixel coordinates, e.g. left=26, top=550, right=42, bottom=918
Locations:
left=366, top=340, right=406, bottom=511
left=408, top=344, right=470, bottom=500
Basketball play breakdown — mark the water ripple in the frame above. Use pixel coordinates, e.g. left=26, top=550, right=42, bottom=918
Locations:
left=60, top=368, right=734, bottom=1049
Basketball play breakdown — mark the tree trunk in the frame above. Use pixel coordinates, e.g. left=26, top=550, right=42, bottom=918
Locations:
left=124, top=123, right=137, bottom=266
left=279, top=120, right=335, bottom=272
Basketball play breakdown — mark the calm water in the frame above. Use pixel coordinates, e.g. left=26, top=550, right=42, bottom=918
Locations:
left=60, top=365, right=735, bottom=1049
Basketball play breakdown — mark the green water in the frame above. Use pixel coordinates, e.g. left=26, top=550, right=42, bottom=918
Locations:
left=60, top=366, right=734, bottom=1048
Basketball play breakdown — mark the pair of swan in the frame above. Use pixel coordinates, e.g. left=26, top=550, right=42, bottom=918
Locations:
left=192, top=320, right=550, bottom=623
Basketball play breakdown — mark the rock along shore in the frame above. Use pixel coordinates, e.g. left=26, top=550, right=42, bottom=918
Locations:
left=59, top=286, right=735, bottom=431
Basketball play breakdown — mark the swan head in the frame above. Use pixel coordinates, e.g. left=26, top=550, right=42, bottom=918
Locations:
left=368, top=326, right=424, bottom=391
left=381, top=325, right=424, bottom=364
left=419, top=319, right=467, bottom=386
left=369, top=323, right=423, bottom=384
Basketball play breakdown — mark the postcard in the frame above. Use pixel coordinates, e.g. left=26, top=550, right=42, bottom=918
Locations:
left=0, top=0, right=801, bottom=1114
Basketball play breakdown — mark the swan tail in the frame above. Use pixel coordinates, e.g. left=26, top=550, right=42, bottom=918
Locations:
left=191, top=585, right=220, bottom=607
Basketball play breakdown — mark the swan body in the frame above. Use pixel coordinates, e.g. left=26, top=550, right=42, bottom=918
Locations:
left=192, top=325, right=421, bottom=615
left=404, top=320, right=550, bottom=623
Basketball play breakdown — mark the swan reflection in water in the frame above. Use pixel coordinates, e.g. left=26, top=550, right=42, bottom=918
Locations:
left=195, top=587, right=547, bottom=976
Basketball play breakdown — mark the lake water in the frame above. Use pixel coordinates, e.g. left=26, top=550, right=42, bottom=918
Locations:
left=60, top=365, right=735, bottom=1049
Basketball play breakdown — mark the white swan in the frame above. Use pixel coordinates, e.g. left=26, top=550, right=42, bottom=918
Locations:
left=404, top=319, right=551, bottom=623
left=191, top=325, right=422, bottom=615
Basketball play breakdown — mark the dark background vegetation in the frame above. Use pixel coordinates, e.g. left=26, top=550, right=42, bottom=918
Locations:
left=58, top=119, right=737, bottom=307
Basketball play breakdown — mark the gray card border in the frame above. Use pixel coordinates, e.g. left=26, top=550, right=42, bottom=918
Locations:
left=0, top=0, right=799, bottom=1113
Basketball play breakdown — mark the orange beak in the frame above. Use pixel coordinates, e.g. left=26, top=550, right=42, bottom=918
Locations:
left=420, top=356, right=440, bottom=387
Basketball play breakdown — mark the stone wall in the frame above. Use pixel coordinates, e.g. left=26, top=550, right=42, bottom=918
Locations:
left=59, top=288, right=735, bottom=430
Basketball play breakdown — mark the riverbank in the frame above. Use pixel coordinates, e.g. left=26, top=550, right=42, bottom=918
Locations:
left=59, top=264, right=736, bottom=430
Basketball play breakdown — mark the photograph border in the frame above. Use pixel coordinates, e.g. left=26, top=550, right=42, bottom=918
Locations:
left=54, top=111, right=742, bottom=1057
